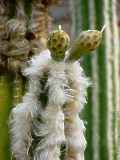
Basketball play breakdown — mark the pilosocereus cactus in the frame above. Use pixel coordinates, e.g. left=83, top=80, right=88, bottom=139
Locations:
left=70, top=0, right=120, bottom=160
left=9, top=20, right=104, bottom=160
left=0, top=1, right=119, bottom=160
left=0, top=0, right=58, bottom=159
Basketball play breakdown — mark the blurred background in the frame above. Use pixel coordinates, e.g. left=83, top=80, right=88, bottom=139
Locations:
left=0, top=0, right=120, bottom=160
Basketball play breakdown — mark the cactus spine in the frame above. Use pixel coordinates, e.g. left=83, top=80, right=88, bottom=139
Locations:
left=70, top=0, right=120, bottom=160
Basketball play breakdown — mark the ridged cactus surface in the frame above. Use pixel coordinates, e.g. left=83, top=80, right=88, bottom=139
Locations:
left=0, top=74, right=13, bottom=160
left=70, top=0, right=120, bottom=160
left=0, top=0, right=58, bottom=159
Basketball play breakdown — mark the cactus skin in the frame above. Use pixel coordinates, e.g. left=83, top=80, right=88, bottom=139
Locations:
left=0, top=74, right=13, bottom=160
left=28, top=0, right=53, bottom=54
left=71, top=0, right=120, bottom=160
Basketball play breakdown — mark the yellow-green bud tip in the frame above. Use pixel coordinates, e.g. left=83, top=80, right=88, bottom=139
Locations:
left=58, top=25, right=62, bottom=31
left=101, top=25, right=106, bottom=33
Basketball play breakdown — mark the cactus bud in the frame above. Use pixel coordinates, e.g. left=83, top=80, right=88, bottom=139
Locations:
left=47, top=25, right=70, bottom=61
left=67, top=29, right=103, bottom=61
left=78, top=30, right=102, bottom=52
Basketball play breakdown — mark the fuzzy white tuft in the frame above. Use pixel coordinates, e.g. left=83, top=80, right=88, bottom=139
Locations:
left=9, top=50, right=51, bottom=159
left=9, top=92, right=41, bottom=159
left=32, top=105, right=65, bottom=150
left=47, top=60, right=71, bottom=106
left=66, top=61, right=91, bottom=112
left=23, top=49, right=51, bottom=78
left=64, top=61, right=90, bottom=160
left=10, top=50, right=90, bottom=160
left=34, top=146, right=60, bottom=160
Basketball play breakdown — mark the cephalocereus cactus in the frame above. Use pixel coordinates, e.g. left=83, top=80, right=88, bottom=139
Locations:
left=0, top=1, right=60, bottom=160
left=9, top=25, right=103, bottom=160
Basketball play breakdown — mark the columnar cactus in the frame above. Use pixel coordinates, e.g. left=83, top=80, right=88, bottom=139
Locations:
left=0, top=1, right=59, bottom=160
left=9, top=23, right=104, bottom=160
left=70, top=0, right=120, bottom=160
left=28, top=0, right=56, bottom=54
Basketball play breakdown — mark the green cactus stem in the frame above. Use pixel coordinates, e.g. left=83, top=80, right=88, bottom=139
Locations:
left=0, top=74, right=13, bottom=160
left=70, top=0, right=120, bottom=160
left=12, top=73, right=25, bottom=106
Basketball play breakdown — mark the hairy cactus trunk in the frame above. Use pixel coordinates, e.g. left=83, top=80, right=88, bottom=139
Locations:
left=0, top=0, right=57, bottom=159
left=70, top=0, right=120, bottom=160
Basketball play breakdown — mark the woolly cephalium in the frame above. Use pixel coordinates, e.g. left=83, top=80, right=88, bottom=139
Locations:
left=9, top=26, right=103, bottom=160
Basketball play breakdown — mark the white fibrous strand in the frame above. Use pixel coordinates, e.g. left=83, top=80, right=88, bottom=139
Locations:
left=9, top=50, right=90, bottom=160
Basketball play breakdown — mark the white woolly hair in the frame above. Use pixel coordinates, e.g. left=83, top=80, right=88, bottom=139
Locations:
left=23, top=49, right=51, bottom=78
left=9, top=50, right=65, bottom=160
left=9, top=50, right=51, bottom=159
left=9, top=49, right=90, bottom=160
left=66, top=61, right=91, bottom=112
left=34, top=146, right=60, bottom=160
left=63, top=61, right=90, bottom=160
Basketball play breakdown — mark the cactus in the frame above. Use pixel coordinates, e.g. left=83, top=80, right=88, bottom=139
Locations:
left=0, top=0, right=59, bottom=159
left=67, top=28, right=105, bottom=61
left=70, top=0, right=120, bottom=160
left=28, top=0, right=54, bottom=54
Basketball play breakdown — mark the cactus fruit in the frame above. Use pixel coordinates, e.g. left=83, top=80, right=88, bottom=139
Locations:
left=74, top=30, right=102, bottom=51
left=67, top=28, right=105, bottom=61
left=47, top=26, right=70, bottom=61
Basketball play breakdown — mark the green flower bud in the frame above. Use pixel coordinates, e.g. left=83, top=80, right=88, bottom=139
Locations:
left=47, top=26, right=70, bottom=61
left=68, top=30, right=103, bottom=61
